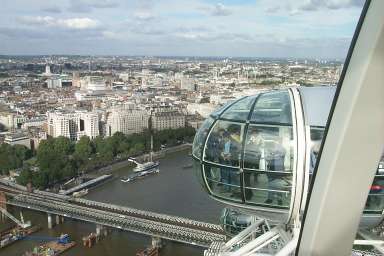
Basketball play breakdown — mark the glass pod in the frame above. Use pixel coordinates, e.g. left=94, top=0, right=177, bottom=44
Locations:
left=193, top=86, right=384, bottom=227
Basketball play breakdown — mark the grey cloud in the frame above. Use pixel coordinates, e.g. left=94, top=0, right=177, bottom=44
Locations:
left=129, top=25, right=166, bottom=35
left=132, top=11, right=156, bottom=21
left=174, top=31, right=253, bottom=42
left=299, top=0, right=364, bottom=11
left=136, top=0, right=154, bottom=10
left=211, top=3, right=233, bottom=16
left=266, top=6, right=280, bottom=13
left=16, top=16, right=100, bottom=30
left=41, top=6, right=62, bottom=13
left=199, top=3, right=233, bottom=17
left=0, top=27, right=48, bottom=39
left=68, top=0, right=118, bottom=13
left=0, top=26, right=107, bottom=41
left=174, top=26, right=212, bottom=33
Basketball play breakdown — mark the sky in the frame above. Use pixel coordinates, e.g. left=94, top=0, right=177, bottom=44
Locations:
left=0, top=0, right=365, bottom=58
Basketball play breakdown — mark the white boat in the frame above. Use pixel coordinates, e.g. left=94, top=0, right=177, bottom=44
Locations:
left=121, top=168, right=160, bottom=182
left=133, top=161, right=160, bottom=173
left=72, top=189, right=88, bottom=198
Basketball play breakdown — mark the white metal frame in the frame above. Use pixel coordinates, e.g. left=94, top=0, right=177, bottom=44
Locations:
left=298, top=0, right=384, bottom=254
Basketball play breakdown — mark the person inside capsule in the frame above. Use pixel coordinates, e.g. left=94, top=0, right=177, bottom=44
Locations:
left=244, top=126, right=290, bottom=206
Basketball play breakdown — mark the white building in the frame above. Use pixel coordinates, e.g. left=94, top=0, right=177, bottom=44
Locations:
left=180, top=77, right=195, bottom=91
left=119, top=73, right=130, bottom=82
left=46, top=74, right=72, bottom=89
left=82, top=76, right=107, bottom=92
left=47, top=78, right=62, bottom=89
left=77, top=112, right=99, bottom=140
left=42, top=64, right=52, bottom=77
left=186, top=103, right=217, bottom=118
left=0, top=113, right=26, bottom=129
left=106, top=109, right=149, bottom=136
left=21, top=117, right=46, bottom=129
left=47, top=111, right=99, bottom=141
left=151, top=110, right=185, bottom=131
left=4, top=133, right=31, bottom=149
left=72, top=72, right=81, bottom=87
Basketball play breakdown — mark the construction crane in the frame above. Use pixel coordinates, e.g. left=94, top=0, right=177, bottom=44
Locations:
left=0, top=206, right=31, bottom=229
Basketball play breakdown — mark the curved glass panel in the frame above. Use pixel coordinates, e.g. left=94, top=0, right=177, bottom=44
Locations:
left=204, top=120, right=244, bottom=167
left=210, top=101, right=235, bottom=118
left=192, top=117, right=214, bottom=159
left=244, top=125, right=294, bottom=172
left=243, top=125, right=294, bottom=208
left=251, top=91, right=292, bottom=124
left=244, top=171, right=291, bottom=208
left=204, top=164, right=242, bottom=202
left=193, top=158, right=206, bottom=190
left=220, top=96, right=256, bottom=121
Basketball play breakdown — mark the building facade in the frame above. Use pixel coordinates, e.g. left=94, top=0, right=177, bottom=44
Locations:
left=151, top=110, right=185, bottom=131
left=106, top=109, right=149, bottom=136
left=47, top=111, right=99, bottom=141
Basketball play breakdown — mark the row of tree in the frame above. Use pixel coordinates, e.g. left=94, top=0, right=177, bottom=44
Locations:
left=16, top=126, right=196, bottom=189
left=0, top=143, right=32, bottom=175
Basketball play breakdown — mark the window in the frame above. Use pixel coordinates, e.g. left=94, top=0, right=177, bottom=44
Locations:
left=243, top=125, right=294, bottom=208
left=204, top=120, right=244, bottom=167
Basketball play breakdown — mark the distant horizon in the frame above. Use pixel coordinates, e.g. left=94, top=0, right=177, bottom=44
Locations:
left=0, top=0, right=364, bottom=59
left=0, top=54, right=345, bottom=61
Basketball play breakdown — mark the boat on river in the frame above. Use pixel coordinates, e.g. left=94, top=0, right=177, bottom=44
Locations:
left=121, top=168, right=160, bottom=183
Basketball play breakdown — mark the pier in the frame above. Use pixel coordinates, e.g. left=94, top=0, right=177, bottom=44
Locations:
left=59, top=174, right=113, bottom=196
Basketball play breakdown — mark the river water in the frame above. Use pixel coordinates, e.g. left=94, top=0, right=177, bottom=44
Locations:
left=0, top=149, right=226, bottom=256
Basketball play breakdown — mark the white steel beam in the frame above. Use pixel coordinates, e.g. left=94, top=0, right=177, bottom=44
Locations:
left=298, top=0, right=384, bottom=255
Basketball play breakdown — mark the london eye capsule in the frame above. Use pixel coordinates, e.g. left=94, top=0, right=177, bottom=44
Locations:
left=192, top=86, right=384, bottom=227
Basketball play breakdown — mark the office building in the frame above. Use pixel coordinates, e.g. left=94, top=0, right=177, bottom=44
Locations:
left=106, top=109, right=149, bottom=136
left=47, top=111, right=99, bottom=141
left=151, top=110, right=185, bottom=131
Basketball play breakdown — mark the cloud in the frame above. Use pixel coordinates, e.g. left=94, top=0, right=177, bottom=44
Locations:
left=174, top=30, right=253, bottom=42
left=0, top=0, right=361, bottom=58
left=0, top=27, right=48, bottom=39
left=68, top=0, right=118, bottom=13
left=41, top=6, right=62, bottom=14
left=211, top=3, right=233, bottom=16
left=17, top=16, right=100, bottom=30
left=133, top=11, right=156, bottom=21
left=200, top=3, right=233, bottom=17
left=129, top=24, right=165, bottom=35
left=299, top=0, right=364, bottom=11
left=102, top=31, right=121, bottom=39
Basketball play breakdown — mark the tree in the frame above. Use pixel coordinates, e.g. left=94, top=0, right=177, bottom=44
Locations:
left=62, top=159, right=77, bottom=178
left=16, top=168, right=33, bottom=186
left=74, top=136, right=93, bottom=161
left=36, top=137, right=68, bottom=185
left=0, top=143, right=32, bottom=175
left=129, top=143, right=145, bottom=155
left=32, top=171, right=49, bottom=189
left=36, top=138, right=57, bottom=171
left=93, top=136, right=105, bottom=154
left=54, top=136, right=74, bottom=155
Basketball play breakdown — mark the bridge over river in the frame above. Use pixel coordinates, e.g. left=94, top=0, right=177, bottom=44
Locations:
left=0, top=181, right=226, bottom=247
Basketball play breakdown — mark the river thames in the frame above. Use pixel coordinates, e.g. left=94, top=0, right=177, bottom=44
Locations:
left=0, top=149, right=226, bottom=256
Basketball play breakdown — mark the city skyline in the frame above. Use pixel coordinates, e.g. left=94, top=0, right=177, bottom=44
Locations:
left=0, top=0, right=364, bottom=58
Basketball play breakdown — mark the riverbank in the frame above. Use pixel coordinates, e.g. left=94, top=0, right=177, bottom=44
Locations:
left=93, top=144, right=192, bottom=175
